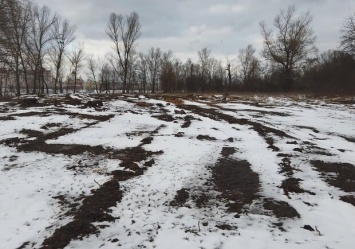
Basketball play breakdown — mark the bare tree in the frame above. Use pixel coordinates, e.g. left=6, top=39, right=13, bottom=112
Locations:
left=0, top=0, right=32, bottom=95
left=86, top=54, right=99, bottom=93
left=146, top=47, right=162, bottom=93
left=198, top=47, right=210, bottom=92
left=68, top=43, right=85, bottom=93
left=238, top=44, right=261, bottom=86
left=50, top=17, right=76, bottom=93
left=27, top=3, right=57, bottom=94
left=98, top=60, right=109, bottom=93
left=209, top=58, right=224, bottom=91
left=127, top=52, right=138, bottom=92
left=137, top=52, right=148, bottom=92
left=260, top=6, right=316, bottom=90
left=106, top=12, right=141, bottom=93
left=340, top=12, right=355, bottom=57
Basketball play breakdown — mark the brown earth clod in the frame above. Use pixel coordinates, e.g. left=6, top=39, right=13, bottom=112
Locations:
left=212, top=158, right=260, bottom=213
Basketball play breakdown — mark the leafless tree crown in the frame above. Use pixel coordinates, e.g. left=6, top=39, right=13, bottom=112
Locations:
left=260, top=6, right=317, bottom=72
left=340, top=12, right=355, bottom=56
left=106, top=12, right=141, bottom=93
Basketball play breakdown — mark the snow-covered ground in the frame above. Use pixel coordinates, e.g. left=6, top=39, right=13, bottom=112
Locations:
left=0, top=95, right=354, bottom=249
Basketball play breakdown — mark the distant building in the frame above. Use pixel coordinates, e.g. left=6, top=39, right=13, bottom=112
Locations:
left=0, top=67, right=53, bottom=95
left=65, top=75, right=84, bottom=93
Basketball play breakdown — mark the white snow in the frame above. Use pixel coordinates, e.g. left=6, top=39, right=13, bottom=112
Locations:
left=0, top=96, right=354, bottom=249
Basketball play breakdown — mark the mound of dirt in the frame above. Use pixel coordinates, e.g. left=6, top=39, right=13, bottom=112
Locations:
left=212, top=158, right=260, bottom=213
left=340, top=195, right=355, bottom=207
left=19, top=98, right=40, bottom=107
left=84, top=100, right=103, bottom=108
left=153, top=114, right=175, bottom=122
left=41, top=180, right=122, bottom=249
left=170, top=188, right=190, bottom=207
left=196, top=134, right=216, bottom=141
left=281, top=177, right=315, bottom=197
left=312, top=161, right=355, bottom=192
left=263, top=199, right=300, bottom=219
left=0, top=116, right=15, bottom=121
left=221, top=147, right=236, bottom=157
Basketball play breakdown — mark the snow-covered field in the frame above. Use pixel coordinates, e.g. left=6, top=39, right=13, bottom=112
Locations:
left=0, top=94, right=354, bottom=249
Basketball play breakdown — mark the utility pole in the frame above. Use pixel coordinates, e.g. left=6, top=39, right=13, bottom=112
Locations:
left=225, top=63, right=232, bottom=92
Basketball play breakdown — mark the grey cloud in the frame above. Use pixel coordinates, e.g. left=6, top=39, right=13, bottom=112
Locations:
left=36, top=0, right=354, bottom=61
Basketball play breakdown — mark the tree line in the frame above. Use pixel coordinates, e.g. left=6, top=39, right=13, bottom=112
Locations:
left=1, top=1, right=354, bottom=97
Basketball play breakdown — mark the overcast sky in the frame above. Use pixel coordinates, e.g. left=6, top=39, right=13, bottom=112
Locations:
left=36, top=0, right=354, bottom=63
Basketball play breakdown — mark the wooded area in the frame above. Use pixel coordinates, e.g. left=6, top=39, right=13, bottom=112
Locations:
left=1, top=0, right=354, bottom=96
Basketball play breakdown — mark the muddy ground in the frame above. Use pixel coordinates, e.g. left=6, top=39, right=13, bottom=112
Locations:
left=1, top=93, right=354, bottom=248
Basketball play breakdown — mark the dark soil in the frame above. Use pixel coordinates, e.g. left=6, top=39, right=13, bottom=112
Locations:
left=194, top=193, right=209, bottom=208
left=281, top=178, right=315, bottom=198
left=174, top=109, right=186, bottom=115
left=278, top=157, right=314, bottom=198
left=9, top=110, right=114, bottom=122
left=120, top=160, right=142, bottom=173
left=84, top=100, right=103, bottom=108
left=41, top=180, right=122, bottom=249
left=63, top=95, right=82, bottom=105
left=221, top=147, right=236, bottom=157
left=10, top=111, right=51, bottom=117
left=19, top=142, right=113, bottom=155
left=180, top=105, right=293, bottom=152
left=278, top=157, right=295, bottom=177
left=16, top=241, right=31, bottom=249
left=69, top=113, right=114, bottom=122
left=150, top=124, right=166, bottom=135
left=181, top=116, right=192, bottom=128
left=19, top=129, right=44, bottom=138
left=170, top=188, right=190, bottom=207
left=0, top=116, right=15, bottom=120
left=135, top=101, right=154, bottom=108
left=2, top=96, right=168, bottom=248
left=175, top=132, right=185, bottom=137
left=302, top=225, right=315, bottom=232
left=263, top=199, right=300, bottom=219
left=114, top=147, right=163, bottom=162
left=181, top=115, right=201, bottom=128
left=5, top=120, right=162, bottom=159
left=3, top=101, right=165, bottom=247
left=296, top=126, right=320, bottom=133
left=218, top=106, right=290, bottom=117
left=340, top=195, right=355, bottom=207
left=212, top=158, right=260, bottom=213
left=339, top=135, right=355, bottom=143
left=215, top=224, right=238, bottom=231
left=140, top=137, right=154, bottom=145
left=41, top=123, right=62, bottom=129
left=144, top=159, right=155, bottom=167
left=265, top=137, right=280, bottom=152
left=19, top=98, right=40, bottom=107
left=0, top=137, right=23, bottom=147
left=196, top=134, right=217, bottom=141
left=153, top=114, right=175, bottom=122
left=111, top=170, right=141, bottom=181
left=312, top=161, right=355, bottom=192
left=301, top=143, right=333, bottom=156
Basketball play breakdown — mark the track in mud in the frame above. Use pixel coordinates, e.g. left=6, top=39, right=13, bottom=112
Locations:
left=1, top=95, right=354, bottom=248
left=1, top=97, right=166, bottom=248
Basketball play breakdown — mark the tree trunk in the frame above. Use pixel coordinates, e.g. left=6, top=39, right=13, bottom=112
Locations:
left=15, top=60, right=21, bottom=96
left=32, top=65, right=38, bottom=94
left=282, top=69, right=293, bottom=91
left=73, top=72, right=77, bottom=94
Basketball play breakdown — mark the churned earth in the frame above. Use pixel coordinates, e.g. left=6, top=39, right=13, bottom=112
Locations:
left=0, top=93, right=354, bottom=249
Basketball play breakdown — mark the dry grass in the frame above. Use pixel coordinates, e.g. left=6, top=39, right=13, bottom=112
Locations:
left=163, top=96, right=184, bottom=106
left=136, top=101, right=154, bottom=107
